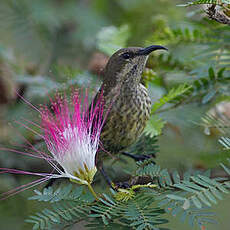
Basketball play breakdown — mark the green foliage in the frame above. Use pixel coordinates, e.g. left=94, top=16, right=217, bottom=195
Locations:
left=25, top=200, right=90, bottom=230
left=201, top=113, right=230, bottom=136
left=17, top=75, right=61, bottom=98
left=127, top=134, right=159, bottom=158
left=151, top=84, right=191, bottom=114
left=144, top=116, right=166, bottom=137
left=141, top=77, right=192, bottom=140
left=171, top=174, right=229, bottom=208
left=147, top=13, right=230, bottom=76
left=136, top=160, right=230, bottom=229
left=28, top=184, right=83, bottom=203
left=136, top=162, right=182, bottom=189
left=88, top=192, right=168, bottom=230
left=220, top=158, right=230, bottom=176
left=25, top=159, right=230, bottom=230
left=152, top=27, right=215, bottom=45
left=17, top=71, right=99, bottom=98
left=96, top=25, right=130, bottom=56
left=26, top=186, right=169, bottom=230
left=219, top=137, right=230, bottom=149
left=133, top=148, right=230, bottom=230
left=174, top=67, right=230, bottom=105
left=25, top=185, right=94, bottom=230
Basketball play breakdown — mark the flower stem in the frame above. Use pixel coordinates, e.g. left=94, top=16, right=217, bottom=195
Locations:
left=87, top=183, right=99, bottom=201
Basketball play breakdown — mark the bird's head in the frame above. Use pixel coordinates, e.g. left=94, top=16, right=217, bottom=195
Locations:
left=103, top=45, right=168, bottom=87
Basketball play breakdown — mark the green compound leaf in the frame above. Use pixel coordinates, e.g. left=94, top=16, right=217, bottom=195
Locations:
left=151, top=84, right=191, bottom=114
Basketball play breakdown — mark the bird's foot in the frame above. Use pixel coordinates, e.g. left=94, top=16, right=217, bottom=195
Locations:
left=115, top=181, right=130, bottom=189
left=121, top=152, right=152, bottom=162
left=99, top=166, right=131, bottom=190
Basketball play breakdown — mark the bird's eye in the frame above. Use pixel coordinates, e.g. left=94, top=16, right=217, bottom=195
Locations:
left=122, top=52, right=131, bottom=59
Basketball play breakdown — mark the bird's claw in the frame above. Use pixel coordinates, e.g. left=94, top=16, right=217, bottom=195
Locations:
left=122, top=152, right=152, bottom=162
left=115, top=181, right=130, bottom=189
left=132, top=154, right=151, bottom=161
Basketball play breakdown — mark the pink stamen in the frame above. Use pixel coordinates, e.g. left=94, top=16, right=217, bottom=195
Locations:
left=14, top=120, right=44, bottom=139
left=15, top=91, right=41, bottom=113
left=0, top=168, right=56, bottom=177
left=21, top=118, right=43, bottom=130
left=0, top=177, right=51, bottom=200
left=0, top=147, right=52, bottom=160
left=41, top=89, right=105, bottom=159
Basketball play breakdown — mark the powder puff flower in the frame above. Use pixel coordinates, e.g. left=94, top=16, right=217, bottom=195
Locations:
left=0, top=90, right=105, bottom=199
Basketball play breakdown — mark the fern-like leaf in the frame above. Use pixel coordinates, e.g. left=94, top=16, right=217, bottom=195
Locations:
left=25, top=200, right=90, bottom=230
left=128, top=134, right=159, bottom=158
left=29, top=185, right=84, bottom=203
left=151, top=84, right=191, bottom=114
left=144, top=116, right=166, bottom=137
left=90, top=192, right=169, bottom=230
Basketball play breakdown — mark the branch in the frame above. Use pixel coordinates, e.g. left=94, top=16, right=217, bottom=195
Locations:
left=205, top=4, right=230, bottom=25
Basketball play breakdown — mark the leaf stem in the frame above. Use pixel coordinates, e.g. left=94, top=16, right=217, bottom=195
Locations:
left=87, top=183, right=99, bottom=201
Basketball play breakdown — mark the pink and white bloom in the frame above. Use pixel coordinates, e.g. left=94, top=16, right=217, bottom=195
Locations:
left=0, top=89, right=105, bottom=198
left=41, top=90, right=105, bottom=185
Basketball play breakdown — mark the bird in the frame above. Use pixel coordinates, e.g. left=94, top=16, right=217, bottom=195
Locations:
left=44, top=45, right=167, bottom=189
left=94, top=45, right=168, bottom=185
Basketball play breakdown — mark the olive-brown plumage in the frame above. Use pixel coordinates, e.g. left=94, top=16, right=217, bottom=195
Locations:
left=95, top=45, right=167, bottom=161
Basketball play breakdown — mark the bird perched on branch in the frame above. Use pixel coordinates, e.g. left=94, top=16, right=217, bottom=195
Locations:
left=94, top=45, right=168, bottom=183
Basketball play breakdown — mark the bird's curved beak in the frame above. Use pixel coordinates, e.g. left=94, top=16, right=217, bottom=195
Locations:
left=137, top=45, right=168, bottom=56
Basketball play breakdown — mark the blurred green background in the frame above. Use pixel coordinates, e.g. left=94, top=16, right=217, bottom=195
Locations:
left=0, top=0, right=229, bottom=229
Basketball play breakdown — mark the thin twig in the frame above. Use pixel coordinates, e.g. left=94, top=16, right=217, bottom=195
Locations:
left=205, top=4, right=230, bottom=25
